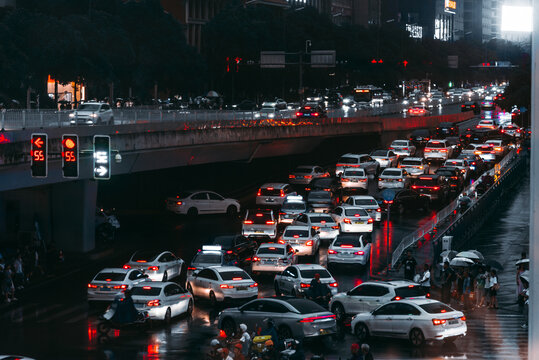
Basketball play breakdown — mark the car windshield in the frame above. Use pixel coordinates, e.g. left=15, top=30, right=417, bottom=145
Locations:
left=338, top=156, right=358, bottom=164
left=392, top=141, right=408, bottom=146
left=192, top=253, right=222, bottom=264
left=259, top=188, right=281, bottom=196
left=344, top=208, right=368, bottom=217
left=283, top=229, right=309, bottom=238
left=371, top=150, right=388, bottom=156
left=282, top=202, right=306, bottom=211
left=246, top=212, right=273, bottom=224
left=420, top=302, right=454, bottom=314
left=257, top=247, right=285, bottom=255
left=395, top=286, right=427, bottom=298
left=427, top=142, right=446, bottom=148
left=94, top=272, right=126, bottom=281
left=343, top=170, right=365, bottom=177
left=401, top=160, right=422, bottom=166
left=219, top=270, right=250, bottom=281
left=294, top=167, right=313, bottom=173
left=333, top=236, right=361, bottom=247
left=308, top=192, right=331, bottom=201
left=299, top=269, right=331, bottom=279
left=131, top=286, right=162, bottom=296
left=353, top=198, right=377, bottom=206
left=131, top=251, right=160, bottom=262
left=78, top=104, right=100, bottom=111
left=413, top=178, right=437, bottom=186
left=382, top=170, right=401, bottom=176
left=287, top=299, right=326, bottom=314
left=308, top=215, right=334, bottom=223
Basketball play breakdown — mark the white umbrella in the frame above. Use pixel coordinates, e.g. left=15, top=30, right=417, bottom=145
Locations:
left=469, top=250, right=485, bottom=261
left=206, top=90, right=219, bottom=98
left=516, top=259, right=529, bottom=266
left=439, top=250, right=458, bottom=266
left=456, top=250, right=483, bottom=261
left=450, top=257, right=475, bottom=267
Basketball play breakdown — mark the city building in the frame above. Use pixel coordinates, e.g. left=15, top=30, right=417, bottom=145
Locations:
left=463, top=0, right=501, bottom=43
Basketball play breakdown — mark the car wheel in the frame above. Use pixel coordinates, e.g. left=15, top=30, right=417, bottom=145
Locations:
left=97, top=321, right=110, bottom=334
left=164, top=307, right=172, bottom=325
left=226, top=205, right=237, bottom=217
left=186, top=300, right=193, bottom=316
left=209, top=291, right=217, bottom=307
left=278, top=325, right=293, bottom=341
left=332, top=302, right=345, bottom=321
left=274, top=282, right=282, bottom=296
left=409, top=328, right=425, bottom=346
left=222, top=317, right=236, bottom=337
left=355, top=323, right=369, bottom=342
left=162, top=271, right=168, bottom=282
left=187, top=207, right=198, bottom=217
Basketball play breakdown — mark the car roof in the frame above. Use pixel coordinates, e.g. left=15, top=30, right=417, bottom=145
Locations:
left=211, top=266, right=245, bottom=273
left=259, top=243, right=286, bottom=248
left=401, top=157, right=423, bottom=161
left=427, top=139, right=447, bottom=144
left=260, top=183, right=288, bottom=189
left=98, top=268, right=129, bottom=274
left=293, top=264, right=327, bottom=270
left=340, top=205, right=368, bottom=211
left=361, top=280, right=417, bottom=288
left=391, top=139, right=409, bottom=142
left=284, top=225, right=310, bottom=231
left=382, top=167, right=402, bottom=173
left=340, top=153, right=361, bottom=158
left=396, top=298, right=444, bottom=306
left=348, top=195, right=376, bottom=200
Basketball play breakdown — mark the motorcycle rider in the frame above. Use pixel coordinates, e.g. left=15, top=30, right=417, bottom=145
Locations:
left=307, top=273, right=331, bottom=307
left=111, top=289, right=139, bottom=324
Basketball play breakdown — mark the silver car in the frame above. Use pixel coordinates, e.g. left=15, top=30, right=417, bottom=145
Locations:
left=256, top=183, right=297, bottom=207
left=274, top=264, right=339, bottom=297
left=289, top=165, right=330, bottom=185
left=69, top=102, right=113, bottom=125
left=279, top=197, right=307, bottom=224
left=279, top=225, right=320, bottom=258
left=187, top=246, right=226, bottom=277
left=370, top=150, right=398, bottom=169
left=87, top=268, right=149, bottom=302
left=242, top=209, right=277, bottom=239
left=252, top=243, right=296, bottom=274
left=399, top=157, right=429, bottom=177
left=123, top=250, right=185, bottom=282
left=292, top=213, right=339, bottom=242
left=390, top=140, right=416, bottom=157
left=344, top=196, right=382, bottom=222
left=218, top=298, right=337, bottom=339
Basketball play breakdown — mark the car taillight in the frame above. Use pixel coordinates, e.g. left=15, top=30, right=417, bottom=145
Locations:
left=367, top=218, right=373, bottom=224
left=252, top=257, right=260, bottom=262
left=397, top=178, right=403, bottom=182
left=312, top=226, right=320, bottom=230
left=278, top=240, right=285, bottom=244
left=299, top=314, right=336, bottom=323
left=176, top=201, right=182, bottom=205
left=460, top=316, right=466, bottom=321
left=250, top=283, right=258, bottom=288
left=147, top=299, right=160, bottom=307
left=343, top=218, right=351, bottom=224
left=266, top=220, right=275, bottom=225
left=313, top=113, right=319, bottom=117
left=329, top=282, right=338, bottom=287
left=440, top=149, right=448, bottom=152
left=280, top=190, right=285, bottom=198
left=305, top=240, right=313, bottom=246
left=411, top=185, right=418, bottom=189
left=341, top=178, right=349, bottom=182
left=244, top=220, right=253, bottom=224
left=392, top=296, right=402, bottom=301
left=289, top=174, right=296, bottom=179
left=305, top=188, right=311, bottom=191
left=123, top=265, right=131, bottom=269
left=226, top=250, right=234, bottom=254
left=495, top=147, right=502, bottom=151
left=328, top=249, right=337, bottom=254
left=300, top=283, right=310, bottom=288
left=424, top=148, right=431, bottom=152
left=433, top=186, right=440, bottom=190
left=88, top=284, right=98, bottom=288
left=257, top=189, right=261, bottom=196
left=378, top=178, right=382, bottom=181
left=332, top=225, right=339, bottom=229
left=403, top=147, right=408, bottom=150
left=296, top=112, right=302, bottom=117
left=389, top=147, right=394, bottom=150
left=187, top=267, right=197, bottom=271
left=354, top=251, right=365, bottom=255
left=148, top=266, right=159, bottom=271
left=113, top=284, right=128, bottom=289
left=220, top=284, right=234, bottom=289
left=432, top=319, right=447, bottom=326
left=376, top=208, right=381, bottom=212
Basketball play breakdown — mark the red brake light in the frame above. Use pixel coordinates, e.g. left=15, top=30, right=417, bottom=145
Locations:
left=299, top=314, right=336, bottom=323
left=328, top=249, right=337, bottom=254
left=432, top=319, right=447, bottom=326
left=148, top=266, right=159, bottom=271
left=143, top=286, right=152, bottom=290
left=433, top=186, right=440, bottom=190
left=220, top=284, right=233, bottom=289
left=460, top=316, right=466, bottom=321
left=312, top=226, right=320, bottom=230
left=136, top=260, right=147, bottom=263
left=289, top=174, right=295, bottom=179
left=305, top=240, right=313, bottom=246
left=226, top=250, right=234, bottom=254
left=232, top=277, right=242, bottom=280
left=367, top=218, right=374, bottom=224
left=176, top=201, right=182, bottom=205
left=329, top=282, right=338, bottom=287
left=280, top=190, right=285, bottom=198
left=376, top=208, right=381, bottom=212
left=250, top=283, right=258, bottom=288
left=411, top=185, right=418, bottom=189
left=113, top=284, right=128, bottom=289
left=300, top=283, right=310, bottom=288
left=257, top=189, right=261, bottom=196
left=331, top=225, right=339, bottom=229
left=244, top=220, right=253, bottom=224
left=187, top=267, right=197, bottom=271
left=267, top=187, right=274, bottom=191
left=305, top=106, right=311, bottom=110
left=354, top=251, right=365, bottom=255
left=88, top=283, right=98, bottom=288
left=147, top=299, right=160, bottom=306
left=343, top=218, right=351, bottom=224
left=105, top=279, right=112, bottom=282
left=341, top=244, right=353, bottom=248
left=293, top=235, right=299, bottom=238
left=253, top=257, right=260, bottom=262
left=295, top=112, right=302, bottom=117
left=123, top=265, right=131, bottom=269
left=393, top=296, right=401, bottom=301
left=313, top=113, right=319, bottom=117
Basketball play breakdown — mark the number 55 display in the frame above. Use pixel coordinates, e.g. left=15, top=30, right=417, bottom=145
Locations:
left=62, top=134, right=79, bottom=178
left=31, top=133, right=48, bottom=178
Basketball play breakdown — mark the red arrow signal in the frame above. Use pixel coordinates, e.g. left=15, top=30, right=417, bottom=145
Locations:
left=33, top=137, right=44, bottom=148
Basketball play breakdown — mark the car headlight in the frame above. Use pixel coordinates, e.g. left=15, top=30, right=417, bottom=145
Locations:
left=90, top=113, right=98, bottom=118
left=69, top=113, right=75, bottom=118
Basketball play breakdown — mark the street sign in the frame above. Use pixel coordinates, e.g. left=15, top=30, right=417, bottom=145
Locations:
left=382, top=189, right=395, bottom=202
left=30, top=133, right=48, bottom=178
left=62, top=134, right=79, bottom=178
left=310, top=50, right=336, bottom=68
left=93, top=135, right=111, bottom=180
left=260, top=51, right=285, bottom=68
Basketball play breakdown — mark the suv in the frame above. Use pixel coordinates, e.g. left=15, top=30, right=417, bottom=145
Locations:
left=70, top=102, right=113, bottom=125
left=336, top=154, right=379, bottom=177
left=409, top=129, right=431, bottom=147
left=424, top=140, right=452, bottom=162
left=410, top=175, right=450, bottom=203
left=435, top=167, right=465, bottom=193
left=256, top=183, right=296, bottom=206
left=329, top=281, right=427, bottom=320
left=212, top=235, right=258, bottom=268
left=434, top=122, right=459, bottom=138
left=242, top=209, right=277, bottom=239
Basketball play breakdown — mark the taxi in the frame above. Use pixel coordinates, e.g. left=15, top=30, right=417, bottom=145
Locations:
left=188, top=245, right=228, bottom=277
left=279, top=195, right=307, bottom=224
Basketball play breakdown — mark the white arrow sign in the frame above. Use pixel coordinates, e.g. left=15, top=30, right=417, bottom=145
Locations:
left=95, top=166, right=108, bottom=177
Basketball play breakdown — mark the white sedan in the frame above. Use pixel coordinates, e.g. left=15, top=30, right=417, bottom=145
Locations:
left=344, top=195, right=382, bottom=222
left=130, top=282, right=193, bottom=323
left=252, top=243, right=296, bottom=274
left=165, top=190, right=240, bottom=216
left=186, top=266, right=258, bottom=305
left=399, top=157, right=429, bottom=176
left=278, top=225, right=320, bottom=258
left=330, top=206, right=373, bottom=233
left=378, top=168, right=410, bottom=189
left=351, top=299, right=467, bottom=346
left=274, top=264, right=339, bottom=297
left=288, top=165, right=330, bottom=185
left=327, top=234, right=371, bottom=267
left=123, top=250, right=184, bottom=282
left=370, top=150, right=399, bottom=169
left=390, top=140, right=416, bottom=157
left=340, top=168, right=368, bottom=191
left=87, top=268, right=150, bottom=302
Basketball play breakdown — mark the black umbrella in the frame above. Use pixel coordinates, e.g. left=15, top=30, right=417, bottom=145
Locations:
left=486, top=259, right=504, bottom=271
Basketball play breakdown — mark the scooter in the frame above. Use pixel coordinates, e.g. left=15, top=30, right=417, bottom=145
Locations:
left=97, top=302, right=149, bottom=334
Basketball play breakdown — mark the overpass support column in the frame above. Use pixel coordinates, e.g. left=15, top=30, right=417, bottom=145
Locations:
left=51, top=179, right=97, bottom=252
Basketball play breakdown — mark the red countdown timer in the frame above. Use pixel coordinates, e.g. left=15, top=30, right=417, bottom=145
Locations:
left=62, top=134, right=79, bottom=178
left=30, top=133, right=48, bottom=178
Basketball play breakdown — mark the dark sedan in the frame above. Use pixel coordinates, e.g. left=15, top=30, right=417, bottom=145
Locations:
left=296, top=102, right=327, bottom=118
left=435, top=167, right=465, bottom=193
left=409, top=129, right=431, bottom=147
left=461, top=101, right=480, bottom=115
left=435, top=122, right=459, bottom=139
left=376, top=189, right=430, bottom=214
left=212, top=234, right=258, bottom=268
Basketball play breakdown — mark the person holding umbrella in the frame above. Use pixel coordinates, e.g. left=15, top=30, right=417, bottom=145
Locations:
left=489, top=269, right=499, bottom=309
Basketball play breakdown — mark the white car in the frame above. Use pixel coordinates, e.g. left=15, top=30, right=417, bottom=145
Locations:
left=292, top=213, right=340, bottom=242
left=242, top=209, right=277, bottom=239
left=274, top=264, right=339, bottom=297
left=472, top=144, right=496, bottom=163
left=166, top=190, right=240, bottom=216
left=424, top=140, right=452, bottom=161
left=340, top=168, right=368, bottom=191
left=390, top=140, right=416, bottom=157
left=87, top=268, right=150, bottom=302
left=123, top=250, right=185, bottom=282
left=344, top=196, right=382, bottom=222
left=256, top=183, right=297, bottom=206
left=461, top=143, right=482, bottom=157
left=485, top=139, right=507, bottom=157
left=330, top=206, right=373, bottom=233
left=289, top=165, right=330, bottom=185
left=370, top=150, right=398, bottom=168
left=187, top=246, right=227, bottom=276
left=336, top=154, right=379, bottom=177
left=128, top=282, right=193, bottom=322
left=327, top=234, right=371, bottom=268
left=69, top=102, right=113, bottom=125
left=329, top=280, right=427, bottom=320
left=278, top=225, right=320, bottom=258
left=351, top=299, right=467, bottom=346
left=476, top=120, right=498, bottom=130
left=399, top=157, right=429, bottom=176
left=252, top=243, right=296, bottom=274
left=279, top=196, right=307, bottom=224
left=186, top=266, right=258, bottom=305
left=443, top=159, right=471, bottom=179
left=378, top=168, right=410, bottom=189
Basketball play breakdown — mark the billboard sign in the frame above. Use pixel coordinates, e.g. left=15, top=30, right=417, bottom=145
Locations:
left=444, top=0, right=457, bottom=14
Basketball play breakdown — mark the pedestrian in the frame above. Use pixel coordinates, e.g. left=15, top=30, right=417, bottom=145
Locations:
left=398, top=250, right=418, bottom=281
left=233, top=343, right=245, bottom=360
left=207, top=339, right=222, bottom=360
left=238, top=323, right=251, bottom=357
left=2, top=265, right=16, bottom=303
left=419, top=264, right=431, bottom=294
left=307, top=273, right=331, bottom=307
left=489, top=269, right=499, bottom=309
left=456, top=269, right=464, bottom=304
left=517, top=264, right=525, bottom=301
left=348, top=343, right=363, bottom=360
left=482, top=266, right=492, bottom=307
left=522, top=287, right=529, bottom=329
left=361, top=343, right=373, bottom=360
left=260, top=318, right=280, bottom=349
left=474, top=267, right=485, bottom=308
left=441, top=261, right=454, bottom=304
left=462, top=270, right=472, bottom=310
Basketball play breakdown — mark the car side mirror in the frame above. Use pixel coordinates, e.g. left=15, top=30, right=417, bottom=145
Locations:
left=346, top=290, right=352, bottom=296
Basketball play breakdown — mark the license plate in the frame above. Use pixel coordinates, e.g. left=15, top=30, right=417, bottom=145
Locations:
left=341, top=253, right=353, bottom=257
left=319, top=329, right=329, bottom=335
left=264, top=259, right=275, bottom=263
left=304, top=114, right=311, bottom=117
left=101, top=287, right=111, bottom=291
left=265, top=198, right=275, bottom=202
left=236, top=286, right=247, bottom=291
left=297, top=176, right=303, bottom=179
left=448, top=319, right=458, bottom=325
left=255, top=230, right=264, bottom=233
left=354, top=221, right=364, bottom=224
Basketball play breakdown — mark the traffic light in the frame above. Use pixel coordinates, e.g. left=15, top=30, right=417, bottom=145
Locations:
left=93, top=135, right=111, bottom=180
left=30, top=133, right=47, bottom=178
left=403, top=60, right=408, bottom=68
left=62, top=134, right=79, bottom=178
